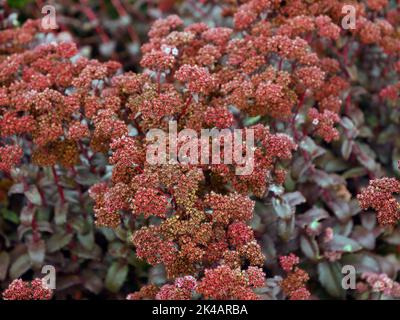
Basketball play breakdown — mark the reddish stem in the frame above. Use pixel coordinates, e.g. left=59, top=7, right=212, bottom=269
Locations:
left=80, top=0, right=110, bottom=43
left=52, top=166, right=66, bottom=205
left=109, top=0, right=139, bottom=43
left=278, top=58, right=283, bottom=71
left=36, top=171, right=47, bottom=207
left=22, top=178, right=40, bottom=242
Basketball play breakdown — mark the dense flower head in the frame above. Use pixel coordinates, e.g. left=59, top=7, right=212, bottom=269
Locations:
left=92, top=207, right=120, bottom=229
left=289, top=287, right=312, bottom=300
left=357, top=178, right=400, bottom=226
left=227, top=221, right=255, bottom=247
left=0, top=29, right=123, bottom=167
left=315, top=15, right=341, bottom=40
left=204, top=105, right=234, bottom=129
left=358, top=20, right=382, bottom=45
left=67, top=121, right=90, bottom=141
left=1, top=0, right=399, bottom=301
left=294, top=66, right=325, bottom=90
left=0, top=111, right=34, bottom=137
left=358, top=272, right=400, bottom=298
left=147, top=15, right=184, bottom=40
left=277, top=15, right=316, bottom=37
left=155, top=284, right=189, bottom=300
left=155, top=275, right=197, bottom=300
left=279, top=253, right=300, bottom=272
left=175, top=275, right=197, bottom=291
left=3, top=278, right=53, bottom=300
left=318, top=95, right=342, bottom=113
left=103, top=182, right=131, bottom=214
left=91, top=110, right=128, bottom=153
left=132, top=226, right=178, bottom=268
left=108, top=136, right=145, bottom=184
left=280, top=267, right=310, bottom=300
left=255, top=82, right=294, bottom=119
left=126, top=284, right=159, bottom=300
left=175, top=65, right=217, bottom=95
left=141, top=50, right=176, bottom=71
left=279, top=254, right=310, bottom=300
left=308, top=108, right=340, bottom=143
left=204, top=192, right=254, bottom=225
left=367, top=0, right=389, bottom=11
left=132, top=187, right=170, bottom=218
left=245, top=266, right=266, bottom=288
left=196, top=44, right=222, bottom=67
left=201, top=27, right=232, bottom=47
left=0, top=144, right=23, bottom=173
left=263, top=132, right=297, bottom=159
left=197, top=265, right=261, bottom=300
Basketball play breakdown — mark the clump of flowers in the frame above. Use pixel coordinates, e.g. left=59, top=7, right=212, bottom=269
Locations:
left=357, top=178, right=400, bottom=226
left=308, top=108, right=340, bottom=143
left=357, top=272, right=400, bottom=298
left=197, top=265, right=265, bottom=300
left=0, top=145, right=23, bottom=173
left=0, top=0, right=400, bottom=301
left=279, top=254, right=310, bottom=300
left=156, top=276, right=197, bottom=300
left=279, top=253, right=300, bottom=273
left=126, top=284, right=160, bottom=300
left=2, top=279, right=53, bottom=300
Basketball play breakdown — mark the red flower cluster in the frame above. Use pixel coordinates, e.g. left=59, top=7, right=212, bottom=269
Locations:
left=308, top=108, right=340, bottom=143
left=1, top=0, right=399, bottom=301
left=279, top=253, right=300, bottom=273
left=197, top=265, right=265, bottom=300
left=126, top=284, right=159, bottom=300
left=0, top=20, right=123, bottom=168
left=357, top=178, right=400, bottom=226
left=175, top=65, right=217, bottom=95
left=2, top=278, right=53, bottom=300
left=357, top=272, right=400, bottom=298
left=155, top=276, right=197, bottom=300
left=0, top=145, right=23, bottom=173
left=132, top=187, right=170, bottom=218
left=279, top=254, right=310, bottom=300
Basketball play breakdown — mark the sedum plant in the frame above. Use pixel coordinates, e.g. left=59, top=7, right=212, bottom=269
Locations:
left=0, top=0, right=400, bottom=300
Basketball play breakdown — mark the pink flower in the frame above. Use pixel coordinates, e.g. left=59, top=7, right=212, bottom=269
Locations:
left=315, top=15, right=341, bottom=40
left=308, top=108, right=340, bottom=143
left=197, top=265, right=259, bottom=300
left=246, top=266, right=266, bottom=287
left=204, top=105, right=233, bottom=129
left=175, top=65, right=217, bottom=94
left=357, top=178, right=400, bottom=226
left=227, top=221, right=255, bottom=247
left=131, top=187, right=170, bottom=218
left=279, top=253, right=300, bottom=272
left=3, top=278, right=53, bottom=300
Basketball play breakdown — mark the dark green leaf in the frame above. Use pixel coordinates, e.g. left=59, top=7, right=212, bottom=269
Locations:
left=300, top=235, right=320, bottom=261
left=0, top=251, right=10, bottom=281
left=1, top=208, right=20, bottom=224
left=10, top=253, right=32, bottom=279
left=105, top=261, right=128, bottom=293
left=47, top=232, right=73, bottom=253
left=318, top=261, right=345, bottom=299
